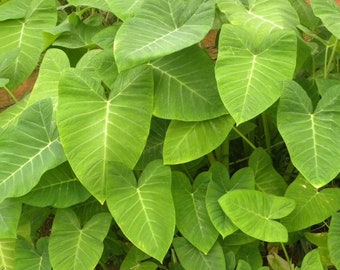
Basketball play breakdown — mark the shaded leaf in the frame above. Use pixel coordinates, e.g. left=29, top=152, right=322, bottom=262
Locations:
left=328, top=213, right=340, bottom=269
left=164, top=115, right=234, bottom=164
left=219, top=190, right=295, bottom=242
left=49, top=209, right=111, bottom=270
left=114, top=0, right=215, bottom=71
left=120, top=246, right=158, bottom=270
left=277, top=81, right=340, bottom=188
left=0, top=199, right=21, bottom=238
left=109, top=0, right=144, bottom=20
left=106, top=160, right=175, bottom=262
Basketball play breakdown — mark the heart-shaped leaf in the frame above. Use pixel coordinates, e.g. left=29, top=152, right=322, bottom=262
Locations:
left=57, top=66, right=153, bottom=202
left=114, top=0, right=215, bottom=71
left=277, top=81, right=340, bottom=188
left=310, top=0, right=340, bottom=39
left=163, top=115, right=234, bottom=164
left=215, top=25, right=296, bottom=124
left=0, top=99, right=66, bottom=203
left=106, top=160, right=175, bottom=262
left=329, top=213, right=340, bottom=269
left=300, top=249, right=324, bottom=270
left=173, top=237, right=225, bottom=270
left=151, top=46, right=226, bottom=121
left=219, top=190, right=295, bottom=242
left=49, top=209, right=111, bottom=270
left=281, top=175, right=340, bottom=232
left=172, top=172, right=218, bottom=253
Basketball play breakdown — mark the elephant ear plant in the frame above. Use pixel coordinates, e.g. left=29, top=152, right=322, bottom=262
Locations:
left=1, top=0, right=340, bottom=269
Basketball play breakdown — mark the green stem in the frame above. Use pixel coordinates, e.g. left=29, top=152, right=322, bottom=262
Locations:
left=207, top=152, right=216, bottom=165
left=221, top=137, right=229, bottom=168
left=324, top=38, right=339, bottom=79
left=3, top=86, right=18, bottom=103
left=280, top=243, right=293, bottom=270
left=232, top=126, right=256, bottom=150
left=261, top=113, right=271, bottom=155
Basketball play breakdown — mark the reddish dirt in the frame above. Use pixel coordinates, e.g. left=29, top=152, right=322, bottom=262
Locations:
left=0, top=70, right=39, bottom=112
left=201, top=30, right=219, bottom=61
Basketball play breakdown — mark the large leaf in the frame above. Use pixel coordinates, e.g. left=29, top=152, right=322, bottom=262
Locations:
left=172, top=171, right=219, bottom=254
left=109, top=0, right=144, bottom=20
left=151, top=46, right=226, bottom=121
left=49, top=209, right=111, bottom=270
left=57, top=66, right=153, bottom=202
left=0, top=96, right=29, bottom=130
left=0, top=0, right=57, bottom=90
left=66, top=0, right=111, bottom=12
left=163, top=115, right=234, bottom=164
left=0, top=199, right=21, bottom=238
left=14, top=237, right=50, bottom=270
left=173, top=237, right=226, bottom=270
left=329, top=213, right=340, bottom=269
left=219, top=190, right=295, bottom=242
left=249, top=148, right=287, bottom=196
left=0, top=239, right=15, bottom=270
left=28, top=49, right=70, bottom=107
left=0, top=0, right=27, bottom=21
left=106, top=160, right=175, bottom=262
left=281, top=175, right=340, bottom=231
left=277, top=81, right=340, bottom=188
left=217, top=0, right=299, bottom=32
left=20, top=162, right=90, bottom=208
left=114, top=0, right=215, bottom=71
left=0, top=99, right=66, bottom=203
left=215, top=25, right=296, bottom=124
left=310, top=0, right=340, bottom=39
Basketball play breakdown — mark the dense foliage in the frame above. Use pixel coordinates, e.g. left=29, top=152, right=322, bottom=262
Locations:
left=0, top=0, right=340, bottom=269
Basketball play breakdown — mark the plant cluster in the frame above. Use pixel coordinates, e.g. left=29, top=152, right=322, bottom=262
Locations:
left=0, top=0, right=340, bottom=269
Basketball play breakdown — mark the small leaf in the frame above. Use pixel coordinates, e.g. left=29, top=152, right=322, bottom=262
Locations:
left=0, top=199, right=22, bottom=238
left=164, top=115, right=234, bottom=164
left=120, top=246, right=158, bottom=270
left=278, top=81, right=340, bottom=188
left=219, top=190, right=295, bottom=242
left=114, top=0, right=215, bottom=71
left=216, top=25, right=296, bottom=124
left=172, top=172, right=218, bottom=253
left=281, top=175, right=340, bottom=231
left=173, top=237, right=226, bottom=270
left=151, top=46, right=226, bottom=121
left=300, top=249, right=324, bottom=270
left=329, top=213, right=340, bottom=269
left=106, top=160, right=175, bottom=262
left=249, top=148, right=287, bottom=196
left=109, top=0, right=144, bottom=20
left=0, top=99, right=66, bottom=203
left=49, top=209, right=111, bottom=270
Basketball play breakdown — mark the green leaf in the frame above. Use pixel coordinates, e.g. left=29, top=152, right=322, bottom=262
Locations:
left=236, top=260, right=252, bottom=270
left=66, top=0, right=111, bottom=12
left=151, top=46, right=226, bottom=121
left=217, top=0, right=299, bottom=32
left=236, top=243, right=263, bottom=269
left=109, top=0, right=144, bottom=20
left=49, top=209, right=111, bottom=270
left=0, top=0, right=27, bottom=21
left=281, top=175, right=340, bottom=231
left=249, top=148, right=287, bottom=196
left=28, top=48, right=70, bottom=107
left=0, top=0, right=57, bottom=90
left=300, top=249, right=325, bottom=270
left=0, top=199, right=22, bottom=238
left=172, top=172, right=219, bottom=254
left=173, top=237, right=226, bottom=270
left=0, top=239, right=15, bottom=270
left=120, top=246, right=158, bottom=270
left=215, top=25, right=296, bottom=124
left=329, top=213, right=340, bottom=269
left=14, top=237, right=50, bottom=270
left=219, top=190, right=295, bottom=242
left=0, top=96, right=29, bottom=130
left=277, top=81, right=340, bottom=188
left=0, top=99, right=66, bottom=203
left=106, top=160, right=175, bottom=262
left=57, top=66, right=153, bottom=202
left=310, top=0, right=340, bottom=39
left=163, top=115, right=234, bottom=165
left=20, top=162, right=90, bottom=208
left=114, top=0, right=215, bottom=71
left=92, top=26, right=118, bottom=50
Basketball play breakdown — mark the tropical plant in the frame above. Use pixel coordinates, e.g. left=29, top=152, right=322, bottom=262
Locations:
left=0, top=0, right=340, bottom=269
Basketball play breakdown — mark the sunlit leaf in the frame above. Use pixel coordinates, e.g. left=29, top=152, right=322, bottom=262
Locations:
left=219, top=190, right=295, bottom=242
left=277, top=81, right=340, bottom=188
left=114, top=0, right=215, bottom=71
left=300, top=249, right=324, bottom=270
left=106, top=160, right=175, bottom=262
left=0, top=239, right=15, bottom=270
left=49, top=209, right=111, bottom=270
